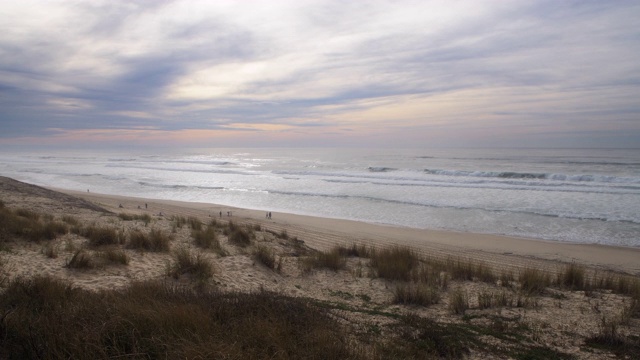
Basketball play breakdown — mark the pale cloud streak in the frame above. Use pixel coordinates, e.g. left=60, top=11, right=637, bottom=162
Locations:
left=0, top=0, right=639, bottom=148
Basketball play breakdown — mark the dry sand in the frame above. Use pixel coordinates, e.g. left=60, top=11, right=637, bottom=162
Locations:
left=1, top=176, right=639, bottom=359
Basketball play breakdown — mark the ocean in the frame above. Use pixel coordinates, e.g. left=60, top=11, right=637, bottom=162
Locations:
left=1, top=147, right=639, bottom=247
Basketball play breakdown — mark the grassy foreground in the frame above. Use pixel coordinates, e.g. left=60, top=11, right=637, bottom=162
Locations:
left=1, top=192, right=640, bottom=359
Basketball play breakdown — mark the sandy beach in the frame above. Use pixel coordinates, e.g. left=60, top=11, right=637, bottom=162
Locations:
left=1, top=176, right=639, bottom=359
left=62, top=188, right=640, bottom=276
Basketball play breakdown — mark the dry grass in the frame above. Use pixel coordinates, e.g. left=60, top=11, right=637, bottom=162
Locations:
left=127, top=229, right=171, bottom=252
left=393, top=282, right=440, bottom=306
left=0, top=206, right=68, bottom=242
left=556, top=263, right=586, bottom=290
left=82, top=225, right=123, bottom=247
left=65, top=249, right=94, bottom=269
left=167, top=247, right=214, bottom=282
left=98, top=248, right=130, bottom=266
left=519, top=267, right=551, bottom=295
left=191, top=226, right=220, bottom=250
left=254, top=245, right=281, bottom=272
left=302, top=247, right=347, bottom=272
left=448, top=287, right=469, bottom=315
left=370, top=246, right=419, bottom=281
left=0, top=275, right=354, bottom=359
left=227, top=222, right=252, bottom=247
left=118, top=212, right=152, bottom=225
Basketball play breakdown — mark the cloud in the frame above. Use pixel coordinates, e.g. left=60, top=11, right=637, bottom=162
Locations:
left=0, top=0, right=639, bottom=148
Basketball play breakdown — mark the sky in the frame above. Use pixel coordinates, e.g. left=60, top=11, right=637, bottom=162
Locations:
left=1, top=0, right=639, bottom=149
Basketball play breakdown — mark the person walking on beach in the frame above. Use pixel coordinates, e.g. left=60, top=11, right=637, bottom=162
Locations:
left=220, top=211, right=222, bottom=218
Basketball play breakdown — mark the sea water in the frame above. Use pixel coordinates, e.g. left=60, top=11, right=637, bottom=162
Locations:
left=1, top=147, right=639, bottom=247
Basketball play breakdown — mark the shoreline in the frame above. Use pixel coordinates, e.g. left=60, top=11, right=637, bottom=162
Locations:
left=59, top=188, right=640, bottom=276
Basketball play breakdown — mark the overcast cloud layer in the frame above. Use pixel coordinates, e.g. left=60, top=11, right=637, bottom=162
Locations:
left=1, top=0, right=639, bottom=149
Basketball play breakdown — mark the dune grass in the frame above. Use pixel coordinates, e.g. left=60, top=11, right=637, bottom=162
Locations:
left=191, top=225, right=223, bottom=252
left=82, top=225, right=123, bottom=247
left=167, top=247, right=214, bottom=282
left=227, top=222, right=252, bottom=247
left=302, top=247, right=347, bottom=272
left=254, top=245, right=281, bottom=272
left=519, top=267, right=551, bottom=295
left=127, top=229, right=171, bottom=252
left=370, top=246, right=419, bottom=281
left=118, top=212, right=152, bottom=225
left=0, top=275, right=354, bottom=360
left=0, top=206, right=69, bottom=242
left=393, top=282, right=440, bottom=306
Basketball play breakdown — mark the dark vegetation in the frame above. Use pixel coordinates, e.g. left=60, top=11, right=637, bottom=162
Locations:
left=0, top=276, right=353, bottom=360
left=0, top=204, right=68, bottom=243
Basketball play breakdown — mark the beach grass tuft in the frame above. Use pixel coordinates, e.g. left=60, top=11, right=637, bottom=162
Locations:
left=254, top=245, right=280, bottom=271
left=127, top=229, right=171, bottom=252
left=393, top=282, right=440, bottom=306
left=519, top=267, right=550, bottom=295
left=167, top=247, right=214, bottom=282
left=448, top=287, right=469, bottom=315
left=370, top=245, right=418, bottom=281
left=302, top=247, right=347, bottom=272
left=65, top=249, right=94, bottom=269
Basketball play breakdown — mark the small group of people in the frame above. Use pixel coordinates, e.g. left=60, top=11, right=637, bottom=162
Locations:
left=266, top=212, right=272, bottom=219
left=219, top=211, right=232, bottom=217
